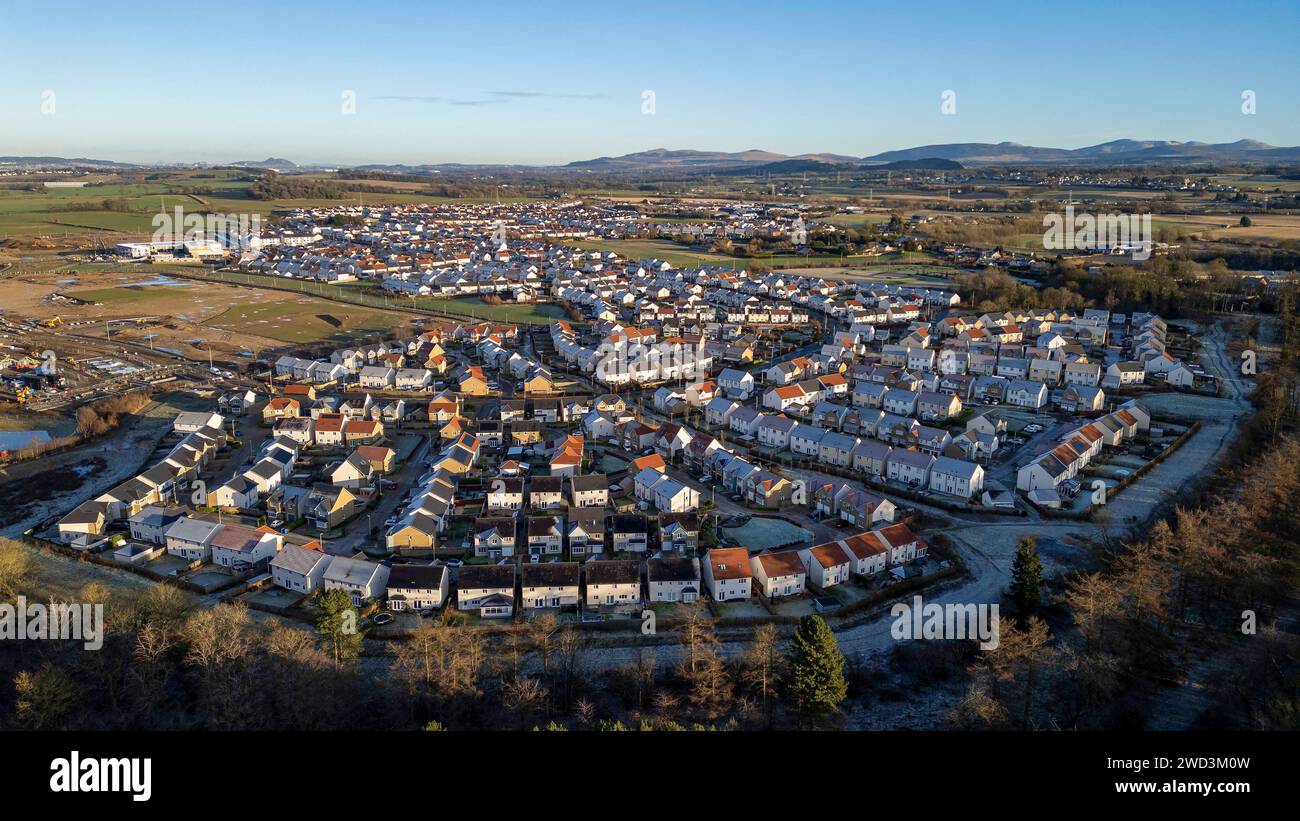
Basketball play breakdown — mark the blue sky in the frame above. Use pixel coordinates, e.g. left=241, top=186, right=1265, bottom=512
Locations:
left=2, top=0, right=1297, bottom=165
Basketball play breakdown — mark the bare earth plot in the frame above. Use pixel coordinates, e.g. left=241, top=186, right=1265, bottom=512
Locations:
left=0, top=269, right=410, bottom=356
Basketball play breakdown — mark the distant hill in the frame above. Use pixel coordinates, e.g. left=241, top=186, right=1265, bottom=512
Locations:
left=862, top=139, right=1300, bottom=166
left=568, top=148, right=793, bottom=171
left=718, top=157, right=964, bottom=175
left=229, top=157, right=300, bottom=171
left=862, top=142, right=1075, bottom=165
left=0, top=155, right=139, bottom=169
left=874, top=158, right=964, bottom=170
left=2, top=137, right=1297, bottom=175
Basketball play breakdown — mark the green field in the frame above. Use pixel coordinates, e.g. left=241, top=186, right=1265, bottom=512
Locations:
left=1005, top=218, right=1208, bottom=252
left=407, top=296, right=569, bottom=325
left=565, top=237, right=906, bottom=270
left=204, top=299, right=394, bottom=344
left=0, top=171, right=535, bottom=240
left=68, top=284, right=191, bottom=304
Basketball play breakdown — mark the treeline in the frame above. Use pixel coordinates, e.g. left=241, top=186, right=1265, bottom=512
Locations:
left=74, top=390, right=151, bottom=438
left=56, top=197, right=135, bottom=213
left=0, top=563, right=856, bottom=731
left=948, top=434, right=1300, bottom=730
left=247, top=177, right=397, bottom=200
left=954, top=256, right=1289, bottom=319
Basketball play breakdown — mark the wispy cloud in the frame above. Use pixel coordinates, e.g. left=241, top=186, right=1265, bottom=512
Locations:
left=373, top=94, right=508, bottom=107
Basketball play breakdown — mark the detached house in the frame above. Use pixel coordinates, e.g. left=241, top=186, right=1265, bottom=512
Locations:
left=323, top=556, right=391, bottom=606
left=270, top=544, right=329, bottom=594
left=584, top=559, right=642, bottom=609
left=164, top=517, right=223, bottom=562
left=474, top=516, right=518, bottom=558
left=457, top=564, right=516, bottom=618
left=799, top=541, right=852, bottom=589
left=521, top=563, right=580, bottom=610
left=841, top=531, right=889, bottom=576
left=386, top=563, right=449, bottom=611
left=647, top=556, right=701, bottom=603
left=703, top=548, right=753, bottom=601
left=210, top=523, right=282, bottom=569
left=751, top=550, right=807, bottom=599
left=928, top=456, right=985, bottom=499
left=566, top=509, right=606, bottom=556
left=526, top=515, right=563, bottom=556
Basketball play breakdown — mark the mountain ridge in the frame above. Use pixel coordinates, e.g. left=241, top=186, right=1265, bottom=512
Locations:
left=3, top=138, right=1299, bottom=172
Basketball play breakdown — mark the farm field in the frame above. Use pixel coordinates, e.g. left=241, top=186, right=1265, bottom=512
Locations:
left=0, top=172, right=537, bottom=243
left=1159, top=212, right=1300, bottom=242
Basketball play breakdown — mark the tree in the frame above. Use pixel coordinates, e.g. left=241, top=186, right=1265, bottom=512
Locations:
left=181, top=602, right=255, bottom=728
left=315, top=588, right=363, bottom=667
left=675, top=602, right=730, bottom=718
left=503, top=677, right=549, bottom=730
left=1009, top=537, right=1043, bottom=617
left=0, top=538, right=31, bottom=599
left=741, top=623, right=785, bottom=728
left=13, top=663, right=79, bottom=729
left=1240, top=215, right=1253, bottom=227
left=787, top=615, right=847, bottom=721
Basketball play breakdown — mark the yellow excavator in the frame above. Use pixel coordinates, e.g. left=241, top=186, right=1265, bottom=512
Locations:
left=14, top=385, right=34, bottom=404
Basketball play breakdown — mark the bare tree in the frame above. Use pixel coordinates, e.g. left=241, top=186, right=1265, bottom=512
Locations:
left=741, top=623, right=785, bottom=728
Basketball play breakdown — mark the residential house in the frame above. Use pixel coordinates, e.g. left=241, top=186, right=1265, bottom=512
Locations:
left=610, top=514, right=650, bottom=554
left=210, top=523, right=282, bottom=569
left=322, top=556, right=391, bottom=606
left=702, top=548, right=753, bottom=601
left=164, top=517, right=223, bottom=562
left=751, top=550, right=807, bottom=599
left=526, top=515, right=564, bottom=556
left=928, top=456, right=986, bottom=499
left=456, top=565, right=516, bottom=618
left=270, top=544, right=329, bottom=594
left=584, top=559, right=642, bottom=608
left=386, top=564, right=449, bottom=611
left=521, top=563, right=581, bottom=610
left=647, top=556, right=701, bottom=603
left=799, top=541, right=852, bottom=589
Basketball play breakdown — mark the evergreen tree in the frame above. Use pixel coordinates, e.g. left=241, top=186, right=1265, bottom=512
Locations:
left=315, top=588, right=363, bottom=667
left=1009, top=537, right=1044, bottom=617
left=787, top=615, right=847, bottom=720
